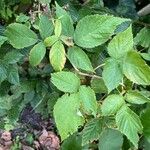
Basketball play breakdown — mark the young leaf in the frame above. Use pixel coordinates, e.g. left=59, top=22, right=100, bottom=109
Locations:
left=98, top=128, right=123, bottom=150
left=79, top=85, right=98, bottom=116
left=74, top=14, right=130, bottom=48
left=51, top=71, right=80, bottom=93
left=82, top=118, right=102, bottom=145
left=44, top=35, right=58, bottom=47
left=54, top=19, right=62, bottom=37
left=134, top=27, right=150, bottom=48
left=141, top=107, right=150, bottom=142
left=55, top=2, right=74, bottom=37
left=102, top=58, right=123, bottom=93
left=5, top=23, right=38, bottom=49
left=49, top=41, right=66, bottom=71
left=29, top=42, right=46, bottom=66
left=0, top=36, right=7, bottom=47
left=123, top=51, right=150, bottom=85
left=125, top=90, right=150, bottom=104
left=116, top=106, right=143, bottom=148
left=4, top=50, right=23, bottom=64
left=54, top=94, right=84, bottom=140
left=108, top=26, right=133, bottom=59
left=101, top=94, right=125, bottom=116
left=67, top=46, right=94, bottom=72
left=39, top=14, right=54, bottom=39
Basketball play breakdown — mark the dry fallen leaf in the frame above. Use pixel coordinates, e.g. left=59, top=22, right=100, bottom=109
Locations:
left=39, top=129, right=60, bottom=150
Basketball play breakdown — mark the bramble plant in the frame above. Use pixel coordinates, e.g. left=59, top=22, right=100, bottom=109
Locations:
left=0, top=0, right=150, bottom=149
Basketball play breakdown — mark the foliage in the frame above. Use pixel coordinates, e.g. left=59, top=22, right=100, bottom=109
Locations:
left=0, top=0, right=150, bottom=149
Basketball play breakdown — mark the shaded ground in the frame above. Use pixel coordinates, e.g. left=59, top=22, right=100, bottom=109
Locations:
left=0, top=105, right=60, bottom=150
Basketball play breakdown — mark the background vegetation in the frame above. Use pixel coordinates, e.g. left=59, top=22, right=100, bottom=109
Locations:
left=0, top=0, right=150, bottom=149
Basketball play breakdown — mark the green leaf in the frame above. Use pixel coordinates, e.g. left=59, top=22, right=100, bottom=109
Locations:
left=7, top=65, right=19, bottom=85
left=29, top=42, right=46, bottom=66
left=16, top=13, right=29, bottom=23
left=39, top=14, right=54, bottom=39
left=91, top=78, right=107, bottom=93
left=54, top=94, right=84, bottom=140
left=4, top=50, right=23, bottom=64
left=51, top=71, right=80, bottom=93
left=102, top=58, right=123, bottom=93
left=0, top=95, right=12, bottom=110
left=141, top=107, right=150, bottom=142
left=54, top=19, right=62, bottom=37
left=74, top=15, right=130, bottom=48
left=108, top=26, right=133, bottom=59
left=67, top=46, right=94, bottom=72
left=141, top=53, right=150, bottom=61
left=116, top=106, right=143, bottom=148
left=0, top=36, right=7, bottom=47
left=123, top=51, right=150, bottom=85
left=49, top=41, right=66, bottom=71
left=82, top=118, right=102, bottom=145
left=56, top=2, right=74, bottom=37
left=5, top=23, right=38, bottom=49
left=0, top=64, right=7, bottom=83
left=44, top=35, right=58, bottom=47
left=79, top=85, right=98, bottom=116
left=101, top=94, right=125, bottom=116
left=134, top=27, right=150, bottom=48
left=125, top=90, right=150, bottom=104
left=61, top=134, right=82, bottom=150
left=98, top=128, right=123, bottom=150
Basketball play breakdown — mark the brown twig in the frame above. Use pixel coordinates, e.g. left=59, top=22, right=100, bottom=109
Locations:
left=134, top=20, right=150, bottom=27
left=138, top=4, right=150, bottom=16
left=72, top=64, right=102, bottom=79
